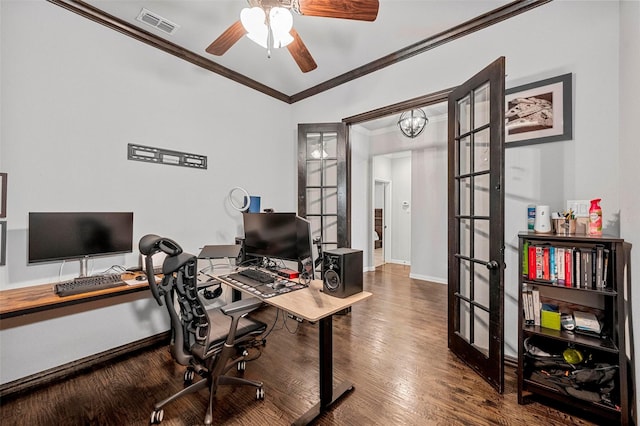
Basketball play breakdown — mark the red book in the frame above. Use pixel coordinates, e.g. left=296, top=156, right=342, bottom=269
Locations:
left=535, top=246, right=544, bottom=279
left=542, top=247, right=550, bottom=280
left=564, top=248, right=572, bottom=287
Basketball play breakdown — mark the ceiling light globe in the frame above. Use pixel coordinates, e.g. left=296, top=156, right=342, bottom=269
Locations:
left=398, top=109, right=428, bottom=138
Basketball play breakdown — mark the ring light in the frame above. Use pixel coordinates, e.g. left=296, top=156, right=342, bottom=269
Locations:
left=229, top=187, right=250, bottom=212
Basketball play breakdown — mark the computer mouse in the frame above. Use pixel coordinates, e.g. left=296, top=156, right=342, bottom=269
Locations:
left=135, top=275, right=147, bottom=281
left=274, top=282, right=286, bottom=290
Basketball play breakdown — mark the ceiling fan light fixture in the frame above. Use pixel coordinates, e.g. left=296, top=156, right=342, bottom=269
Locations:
left=398, top=109, right=428, bottom=138
left=241, top=7, right=293, bottom=50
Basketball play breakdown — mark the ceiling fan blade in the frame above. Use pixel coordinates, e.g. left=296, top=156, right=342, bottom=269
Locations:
left=205, top=20, right=246, bottom=56
left=287, top=29, right=317, bottom=73
left=297, top=0, right=379, bottom=22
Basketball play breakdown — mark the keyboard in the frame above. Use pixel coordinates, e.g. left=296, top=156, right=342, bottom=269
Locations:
left=237, top=268, right=275, bottom=284
left=54, top=274, right=126, bottom=297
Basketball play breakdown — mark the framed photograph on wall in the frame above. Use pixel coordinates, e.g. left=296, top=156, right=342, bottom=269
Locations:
left=505, top=73, right=572, bottom=147
left=0, top=173, right=6, bottom=218
left=0, top=221, right=6, bottom=266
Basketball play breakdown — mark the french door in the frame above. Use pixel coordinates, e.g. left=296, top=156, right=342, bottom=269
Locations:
left=297, top=123, right=350, bottom=275
left=447, top=57, right=506, bottom=392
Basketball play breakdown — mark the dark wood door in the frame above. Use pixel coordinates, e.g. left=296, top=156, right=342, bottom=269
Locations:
left=447, top=57, right=506, bottom=392
left=298, top=123, right=350, bottom=274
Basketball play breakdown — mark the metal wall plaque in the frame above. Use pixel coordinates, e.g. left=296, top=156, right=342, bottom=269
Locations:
left=127, top=143, right=207, bottom=169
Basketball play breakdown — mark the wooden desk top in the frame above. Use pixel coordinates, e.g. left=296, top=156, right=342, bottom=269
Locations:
left=218, top=277, right=372, bottom=322
left=0, top=273, right=150, bottom=319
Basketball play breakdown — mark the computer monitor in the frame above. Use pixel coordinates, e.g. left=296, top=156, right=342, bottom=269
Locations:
left=242, top=212, right=297, bottom=261
left=296, top=215, right=314, bottom=279
left=28, top=212, right=134, bottom=276
left=296, top=216, right=313, bottom=262
left=242, top=213, right=313, bottom=265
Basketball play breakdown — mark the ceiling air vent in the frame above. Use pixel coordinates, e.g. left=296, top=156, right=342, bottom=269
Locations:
left=136, top=8, right=179, bottom=35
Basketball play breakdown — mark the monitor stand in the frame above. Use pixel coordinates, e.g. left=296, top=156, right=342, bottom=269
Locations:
left=79, top=256, right=90, bottom=277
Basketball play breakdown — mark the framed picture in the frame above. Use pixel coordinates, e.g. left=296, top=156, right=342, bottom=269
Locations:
left=0, top=221, right=6, bottom=266
left=505, top=73, right=572, bottom=147
left=0, top=173, right=6, bottom=218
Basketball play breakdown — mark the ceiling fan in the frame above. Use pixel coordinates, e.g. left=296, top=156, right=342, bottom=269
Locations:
left=205, top=0, right=379, bottom=73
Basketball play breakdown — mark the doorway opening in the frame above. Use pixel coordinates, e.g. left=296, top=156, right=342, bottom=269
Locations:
left=372, top=151, right=412, bottom=269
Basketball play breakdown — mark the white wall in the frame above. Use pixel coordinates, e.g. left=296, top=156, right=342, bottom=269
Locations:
left=390, top=155, right=411, bottom=264
left=0, top=1, right=294, bottom=383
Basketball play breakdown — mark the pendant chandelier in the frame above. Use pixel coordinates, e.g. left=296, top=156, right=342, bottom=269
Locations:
left=398, top=108, right=428, bottom=138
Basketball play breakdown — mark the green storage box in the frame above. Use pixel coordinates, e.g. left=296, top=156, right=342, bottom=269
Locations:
left=541, top=310, right=561, bottom=330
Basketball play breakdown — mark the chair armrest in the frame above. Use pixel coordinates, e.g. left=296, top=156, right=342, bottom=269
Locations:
left=220, top=297, right=262, bottom=316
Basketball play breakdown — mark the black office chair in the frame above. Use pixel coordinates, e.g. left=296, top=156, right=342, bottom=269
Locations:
left=139, top=234, right=267, bottom=425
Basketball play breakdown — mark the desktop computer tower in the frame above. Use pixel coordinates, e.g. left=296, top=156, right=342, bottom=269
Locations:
left=322, top=248, right=363, bottom=298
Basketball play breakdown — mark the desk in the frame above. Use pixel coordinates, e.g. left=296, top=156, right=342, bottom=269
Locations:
left=217, top=275, right=372, bottom=425
left=0, top=273, right=149, bottom=319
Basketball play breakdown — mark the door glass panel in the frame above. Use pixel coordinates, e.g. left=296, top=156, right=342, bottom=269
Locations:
left=459, top=300, right=471, bottom=342
left=473, top=128, right=490, bottom=173
left=306, top=188, right=322, bottom=214
left=460, top=219, right=471, bottom=257
left=323, top=188, right=338, bottom=213
left=473, top=309, right=490, bottom=354
left=459, top=259, right=471, bottom=298
left=324, top=216, right=338, bottom=244
left=459, top=177, right=471, bottom=216
left=306, top=160, right=322, bottom=186
left=458, top=95, right=471, bottom=135
left=474, top=82, right=490, bottom=128
left=324, top=133, right=338, bottom=158
left=323, top=160, right=338, bottom=186
left=474, top=219, right=490, bottom=263
left=306, top=133, right=322, bottom=159
left=458, top=136, right=471, bottom=176
left=474, top=261, right=490, bottom=308
left=474, top=174, right=490, bottom=217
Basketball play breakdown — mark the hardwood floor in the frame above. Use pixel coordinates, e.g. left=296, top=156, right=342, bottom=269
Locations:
left=0, top=264, right=595, bottom=425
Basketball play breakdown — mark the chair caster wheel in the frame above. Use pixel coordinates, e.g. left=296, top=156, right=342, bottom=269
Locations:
left=237, top=360, right=247, bottom=372
left=150, top=409, right=164, bottom=424
left=256, top=387, right=265, bottom=400
left=184, top=369, right=195, bottom=386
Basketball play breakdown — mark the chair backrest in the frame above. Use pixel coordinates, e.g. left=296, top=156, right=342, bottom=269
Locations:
left=139, top=234, right=212, bottom=366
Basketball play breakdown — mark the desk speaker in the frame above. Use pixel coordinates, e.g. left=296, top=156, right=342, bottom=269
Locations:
left=323, top=248, right=363, bottom=298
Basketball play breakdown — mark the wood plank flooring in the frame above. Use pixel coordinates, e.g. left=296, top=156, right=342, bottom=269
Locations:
left=0, top=264, right=595, bottom=425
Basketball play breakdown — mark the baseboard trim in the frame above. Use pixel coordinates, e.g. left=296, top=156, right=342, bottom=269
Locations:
left=0, top=331, right=170, bottom=399
left=409, top=273, right=447, bottom=285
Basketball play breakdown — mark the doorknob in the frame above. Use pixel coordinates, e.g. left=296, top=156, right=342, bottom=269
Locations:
left=486, top=260, right=500, bottom=270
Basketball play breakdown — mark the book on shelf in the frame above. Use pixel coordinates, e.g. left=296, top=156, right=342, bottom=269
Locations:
left=581, top=250, right=592, bottom=289
left=564, top=248, right=573, bottom=287
left=531, top=288, right=541, bottom=326
left=574, top=248, right=581, bottom=288
left=557, top=247, right=565, bottom=285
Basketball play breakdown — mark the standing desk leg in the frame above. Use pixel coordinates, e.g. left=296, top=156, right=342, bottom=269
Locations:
left=293, top=314, right=355, bottom=426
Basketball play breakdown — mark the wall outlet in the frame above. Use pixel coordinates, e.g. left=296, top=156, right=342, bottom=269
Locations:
left=566, top=200, right=590, bottom=218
